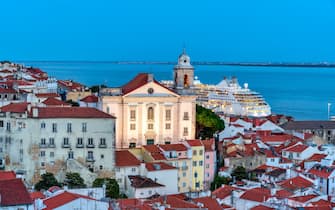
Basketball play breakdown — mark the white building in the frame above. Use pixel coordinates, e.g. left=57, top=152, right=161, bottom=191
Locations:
left=0, top=103, right=116, bottom=184
left=126, top=175, right=166, bottom=198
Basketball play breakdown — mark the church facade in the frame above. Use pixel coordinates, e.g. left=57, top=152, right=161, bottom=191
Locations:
left=101, top=51, right=197, bottom=149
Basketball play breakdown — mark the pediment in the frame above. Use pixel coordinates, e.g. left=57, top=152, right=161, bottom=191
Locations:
left=124, top=81, right=179, bottom=98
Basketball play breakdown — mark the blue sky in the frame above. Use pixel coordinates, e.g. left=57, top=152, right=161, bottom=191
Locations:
left=1, top=0, right=335, bottom=62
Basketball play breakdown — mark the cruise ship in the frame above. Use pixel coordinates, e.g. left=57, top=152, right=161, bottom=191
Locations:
left=194, top=76, right=271, bottom=117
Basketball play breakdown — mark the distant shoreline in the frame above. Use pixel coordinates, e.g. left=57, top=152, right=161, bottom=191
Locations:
left=14, top=60, right=335, bottom=68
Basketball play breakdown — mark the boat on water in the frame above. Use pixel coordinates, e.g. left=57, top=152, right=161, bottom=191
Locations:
left=194, top=76, right=271, bottom=117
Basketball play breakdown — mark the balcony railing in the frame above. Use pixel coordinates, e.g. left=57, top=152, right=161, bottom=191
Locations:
left=86, top=157, right=95, bottom=162
left=39, top=143, right=48, bottom=148
left=99, top=144, right=107, bottom=148
left=62, top=143, right=70, bottom=148
left=48, top=144, right=56, bottom=148
left=86, top=144, right=95, bottom=148
left=76, top=144, right=84, bottom=148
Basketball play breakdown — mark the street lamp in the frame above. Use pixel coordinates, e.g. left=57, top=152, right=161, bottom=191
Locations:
left=328, top=103, right=332, bottom=120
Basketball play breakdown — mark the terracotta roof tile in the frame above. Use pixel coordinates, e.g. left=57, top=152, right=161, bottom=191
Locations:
left=42, top=97, right=70, bottom=106
left=159, top=144, right=188, bottom=152
left=202, top=139, right=215, bottom=151
left=250, top=205, right=275, bottom=210
left=115, top=150, right=141, bottom=167
left=288, top=194, right=318, bottom=203
left=149, top=195, right=198, bottom=208
left=145, top=162, right=176, bottom=171
left=240, top=187, right=271, bottom=202
left=212, top=185, right=240, bottom=199
left=308, top=165, right=335, bottom=179
left=0, top=179, right=33, bottom=206
left=30, top=107, right=115, bottom=118
left=0, top=87, right=17, bottom=93
left=0, top=171, right=16, bottom=180
left=283, top=144, right=309, bottom=153
left=35, top=93, right=60, bottom=98
left=80, top=95, right=99, bottom=103
left=186, top=140, right=203, bottom=147
left=43, top=191, right=95, bottom=210
left=193, top=196, right=222, bottom=209
left=307, top=154, right=327, bottom=162
left=275, top=189, right=293, bottom=199
left=128, top=175, right=164, bottom=188
left=279, top=176, right=314, bottom=191
left=143, top=145, right=162, bottom=153
left=0, top=102, right=29, bottom=113
left=30, top=191, right=45, bottom=200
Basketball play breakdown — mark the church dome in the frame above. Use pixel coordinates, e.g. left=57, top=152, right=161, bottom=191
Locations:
left=177, top=49, right=192, bottom=67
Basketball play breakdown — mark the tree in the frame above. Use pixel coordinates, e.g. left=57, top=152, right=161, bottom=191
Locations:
left=92, top=178, right=120, bottom=198
left=231, top=166, right=247, bottom=181
left=65, top=172, right=86, bottom=188
left=210, top=175, right=231, bottom=191
left=35, top=172, right=61, bottom=191
left=196, top=104, right=225, bottom=139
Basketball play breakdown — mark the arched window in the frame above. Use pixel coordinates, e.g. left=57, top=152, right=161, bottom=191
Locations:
left=106, top=106, right=110, bottom=114
left=184, top=74, right=189, bottom=88
left=148, top=107, right=154, bottom=120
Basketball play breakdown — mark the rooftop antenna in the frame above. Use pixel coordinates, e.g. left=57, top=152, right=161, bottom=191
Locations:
left=182, top=42, right=187, bottom=54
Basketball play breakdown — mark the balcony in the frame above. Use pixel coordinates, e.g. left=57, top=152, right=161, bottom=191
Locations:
left=76, top=144, right=84, bottom=148
left=98, top=144, right=107, bottom=148
left=39, top=143, right=48, bottom=148
left=86, top=157, right=95, bottom=162
left=48, top=144, right=56, bottom=148
left=62, top=144, right=70, bottom=148
left=86, top=144, right=95, bottom=148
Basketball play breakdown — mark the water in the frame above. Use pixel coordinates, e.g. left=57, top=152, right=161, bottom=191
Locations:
left=20, top=61, right=335, bottom=120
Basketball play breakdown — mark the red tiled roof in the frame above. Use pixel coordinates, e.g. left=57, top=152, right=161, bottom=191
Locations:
left=260, top=134, right=292, bottom=143
left=151, top=153, right=166, bottom=161
left=143, top=145, right=161, bottom=153
left=186, top=140, right=203, bottom=147
left=310, top=199, right=334, bottom=209
left=279, top=176, right=313, bottom=191
left=159, top=144, right=188, bottom=152
left=0, top=88, right=17, bottom=93
left=145, top=162, right=176, bottom=171
left=115, top=150, right=141, bottom=167
left=0, top=102, right=29, bottom=113
left=275, top=189, right=293, bottom=199
left=30, top=107, right=115, bottom=118
left=57, top=80, right=84, bottom=91
left=35, top=93, right=60, bottom=98
left=202, top=139, right=215, bottom=151
left=212, top=185, right=240, bottom=199
left=0, top=171, right=16, bottom=180
left=117, top=198, right=149, bottom=210
left=288, top=194, right=317, bottom=203
left=30, top=191, right=45, bottom=200
left=193, top=196, right=222, bottom=209
left=128, top=175, right=164, bottom=188
left=80, top=95, right=99, bottom=103
left=283, top=144, right=309, bottom=153
left=43, top=191, right=95, bottom=210
left=240, top=187, right=271, bottom=202
left=308, top=165, right=335, bottom=179
left=42, top=97, right=70, bottom=106
left=0, top=69, right=12, bottom=73
left=250, top=205, right=275, bottom=210
left=0, top=179, right=33, bottom=206
left=149, top=195, right=198, bottom=208
left=307, top=154, right=327, bottom=162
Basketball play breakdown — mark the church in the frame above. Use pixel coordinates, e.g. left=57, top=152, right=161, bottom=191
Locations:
left=101, top=51, right=197, bottom=149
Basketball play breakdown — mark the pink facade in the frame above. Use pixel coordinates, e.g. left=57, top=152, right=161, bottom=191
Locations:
left=203, top=140, right=216, bottom=190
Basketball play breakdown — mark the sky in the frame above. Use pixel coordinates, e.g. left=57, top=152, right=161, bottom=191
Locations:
left=1, top=0, right=335, bottom=62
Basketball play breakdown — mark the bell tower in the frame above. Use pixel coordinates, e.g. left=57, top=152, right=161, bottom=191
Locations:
left=173, top=49, right=194, bottom=91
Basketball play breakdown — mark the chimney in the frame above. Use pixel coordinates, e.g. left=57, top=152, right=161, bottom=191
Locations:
left=147, top=74, right=154, bottom=82
left=32, top=107, right=39, bottom=117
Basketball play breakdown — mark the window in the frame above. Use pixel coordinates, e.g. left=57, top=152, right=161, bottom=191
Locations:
left=82, top=122, right=87, bottom=132
left=183, top=127, right=188, bottom=136
left=165, top=141, right=171, bottom=144
left=49, top=138, right=55, bottom=146
left=147, top=139, right=154, bottom=145
left=87, top=151, right=94, bottom=160
left=41, top=162, right=45, bottom=167
left=101, top=154, right=104, bottom=159
left=52, top=123, right=57, bottom=133
left=67, top=123, right=72, bottom=133
left=68, top=150, right=74, bottom=159
left=297, top=153, right=300, bottom=158
left=6, top=122, right=10, bottom=131
left=50, top=152, right=54, bottom=157
left=40, top=138, right=46, bottom=145
left=193, top=161, right=197, bottom=167
left=182, top=182, right=186, bottom=187
left=129, top=143, right=136, bottom=148
left=117, top=178, right=122, bottom=183
left=130, top=123, right=136, bottom=130
left=131, top=168, right=136, bottom=172
left=0, top=120, right=3, bottom=127
left=99, top=165, right=103, bottom=170
left=165, top=110, right=171, bottom=121
left=283, top=151, right=286, bottom=156
left=148, top=190, right=152, bottom=195
left=130, top=110, right=136, bottom=121
left=194, top=172, right=198, bottom=178
left=77, top=138, right=83, bottom=146
left=193, top=150, right=197, bottom=156
left=199, top=160, right=203, bottom=166
left=41, top=122, right=46, bottom=129
left=148, top=124, right=154, bottom=130
left=165, top=123, right=171, bottom=129
left=63, top=138, right=69, bottom=146
left=199, top=150, right=203, bottom=155
left=40, top=151, right=45, bottom=157
left=206, top=155, right=210, bottom=159
left=147, top=107, right=154, bottom=120
left=271, top=158, right=275, bottom=162
left=116, top=168, right=120, bottom=172
left=183, top=172, right=186, bottom=177
left=19, top=149, right=23, bottom=154
left=206, top=164, right=210, bottom=169
left=88, top=138, right=94, bottom=146
left=100, top=138, right=106, bottom=146
left=183, top=112, right=189, bottom=120
left=206, top=173, right=210, bottom=177
left=106, top=107, right=110, bottom=114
